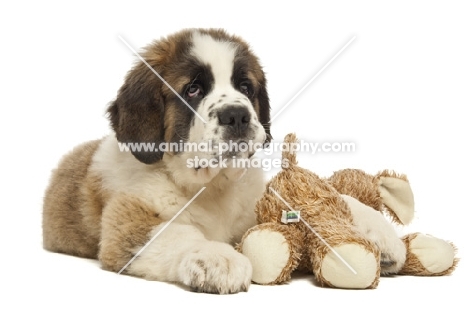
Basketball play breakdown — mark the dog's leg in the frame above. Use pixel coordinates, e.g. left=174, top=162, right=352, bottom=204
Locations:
left=99, top=194, right=252, bottom=294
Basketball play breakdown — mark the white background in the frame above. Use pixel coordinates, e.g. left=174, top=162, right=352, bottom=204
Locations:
left=1, top=1, right=467, bottom=309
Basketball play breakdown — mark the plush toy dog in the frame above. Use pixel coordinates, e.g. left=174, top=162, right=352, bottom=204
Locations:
left=237, top=133, right=458, bottom=288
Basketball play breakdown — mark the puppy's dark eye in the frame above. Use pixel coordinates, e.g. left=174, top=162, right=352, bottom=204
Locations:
left=239, top=81, right=251, bottom=96
left=186, top=84, right=203, bottom=98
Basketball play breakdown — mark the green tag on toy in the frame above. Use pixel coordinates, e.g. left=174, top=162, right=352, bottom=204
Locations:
left=281, top=210, right=300, bottom=224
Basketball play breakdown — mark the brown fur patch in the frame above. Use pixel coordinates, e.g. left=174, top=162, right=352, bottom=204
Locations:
left=163, top=103, right=178, bottom=149
left=328, top=169, right=383, bottom=212
left=377, top=169, right=408, bottom=182
left=99, top=194, right=164, bottom=272
left=43, top=139, right=103, bottom=258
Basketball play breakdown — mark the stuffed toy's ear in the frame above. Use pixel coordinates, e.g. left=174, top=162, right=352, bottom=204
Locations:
left=377, top=170, right=414, bottom=225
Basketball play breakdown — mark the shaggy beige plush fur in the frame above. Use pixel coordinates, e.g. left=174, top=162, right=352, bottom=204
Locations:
left=238, top=133, right=458, bottom=289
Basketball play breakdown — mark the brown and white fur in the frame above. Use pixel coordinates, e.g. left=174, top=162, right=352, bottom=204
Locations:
left=42, top=28, right=271, bottom=294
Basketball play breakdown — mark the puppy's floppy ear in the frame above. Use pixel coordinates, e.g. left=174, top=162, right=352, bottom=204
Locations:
left=107, top=62, right=165, bottom=164
left=257, top=76, right=272, bottom=144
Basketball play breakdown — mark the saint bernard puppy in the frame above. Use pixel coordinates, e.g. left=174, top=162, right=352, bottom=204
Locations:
left=42, top=28, right=271, bottom=294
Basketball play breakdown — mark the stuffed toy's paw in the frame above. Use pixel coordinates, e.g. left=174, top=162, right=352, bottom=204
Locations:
left=399, top=233, right=458, bottom=276
left=238, top=223, right=304, bottom=285
left=320, top=243, right=379, bottom=289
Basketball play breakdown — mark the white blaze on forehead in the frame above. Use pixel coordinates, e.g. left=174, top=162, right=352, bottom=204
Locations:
left=191, top=32, right=237, bottom=87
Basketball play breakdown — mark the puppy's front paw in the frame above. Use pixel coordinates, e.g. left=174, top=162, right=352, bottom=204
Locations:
left=179, top=243, right=252, bottom=294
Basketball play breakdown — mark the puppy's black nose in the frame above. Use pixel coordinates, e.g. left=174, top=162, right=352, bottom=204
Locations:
left=218, top=106, right=251, bottom=135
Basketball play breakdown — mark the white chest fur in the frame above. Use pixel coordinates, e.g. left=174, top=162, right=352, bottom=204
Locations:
left=91, top=135, right=264, bottom=244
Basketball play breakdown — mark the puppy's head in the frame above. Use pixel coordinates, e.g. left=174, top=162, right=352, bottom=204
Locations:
left=108, top=28, right=271, bottom=165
